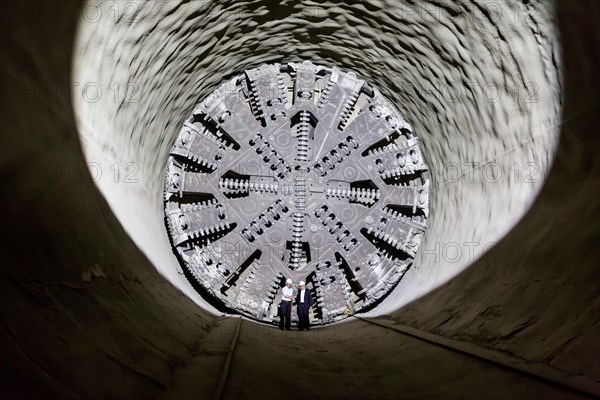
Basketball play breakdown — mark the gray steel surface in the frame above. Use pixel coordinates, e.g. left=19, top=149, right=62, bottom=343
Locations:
left=164, top=61, right=429, bottom=324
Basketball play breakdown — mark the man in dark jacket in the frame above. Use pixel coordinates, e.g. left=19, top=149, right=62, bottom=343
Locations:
left=295, top=280, right=312, bottom=331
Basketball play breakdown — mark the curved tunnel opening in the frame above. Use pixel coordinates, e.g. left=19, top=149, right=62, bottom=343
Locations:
left=2, top=0, right=599, bottom=399
left=72, top=0, right=561, bottom=319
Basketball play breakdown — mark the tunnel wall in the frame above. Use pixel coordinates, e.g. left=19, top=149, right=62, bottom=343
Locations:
left=378, top=0, right=600, bottom=389
left=0, top=2, right=217, bottom=398
left=72, top=0, right=561, bottom=317
left=1, top=0, right=598, bottom=399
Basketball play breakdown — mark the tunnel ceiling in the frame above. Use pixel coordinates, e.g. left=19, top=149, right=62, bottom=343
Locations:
left=163, top=61, right=429, bottom=323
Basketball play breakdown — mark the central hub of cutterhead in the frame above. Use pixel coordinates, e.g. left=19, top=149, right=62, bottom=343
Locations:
left=279, top=167, right=310, bottom=210
left=164, top=61, right=430, bottom=325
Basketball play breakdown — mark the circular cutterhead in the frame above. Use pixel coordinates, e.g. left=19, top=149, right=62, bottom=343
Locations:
left=164, top=61, right=429, bottom=325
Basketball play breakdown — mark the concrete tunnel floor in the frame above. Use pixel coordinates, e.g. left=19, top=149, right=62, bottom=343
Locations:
left=0, top=0, right=599, bottom=399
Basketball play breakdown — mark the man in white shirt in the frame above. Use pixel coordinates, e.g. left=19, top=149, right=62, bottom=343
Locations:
left=279, top=278, right=294, bottom=330
left=295, top=280, right=312, bottom=331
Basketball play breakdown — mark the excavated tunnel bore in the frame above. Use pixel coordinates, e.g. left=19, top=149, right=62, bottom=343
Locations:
left=72, top=0, right=562, bottom=318
left=1, top=0, right=599, bottom=399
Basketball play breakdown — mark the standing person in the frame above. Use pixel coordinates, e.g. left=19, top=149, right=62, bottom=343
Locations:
left=296, top=280, right=312, bottom=331
left=279, top=278, right=294, bottom=331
